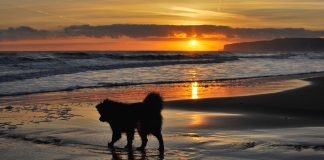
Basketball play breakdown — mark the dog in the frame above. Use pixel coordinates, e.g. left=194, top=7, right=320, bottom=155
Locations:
left=96, top=92, right=164, bottom=152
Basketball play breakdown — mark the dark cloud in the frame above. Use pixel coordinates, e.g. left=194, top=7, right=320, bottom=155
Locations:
left=0, top=26, right=51, bottom=41
left=1, top=24, right=324, bottom=41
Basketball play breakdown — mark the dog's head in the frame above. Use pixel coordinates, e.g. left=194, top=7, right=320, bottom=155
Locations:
left=95, top=99, right=112, bottom=122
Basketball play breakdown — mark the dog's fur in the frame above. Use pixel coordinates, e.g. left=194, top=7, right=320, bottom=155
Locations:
left=96, top=92, right=164, bottom=152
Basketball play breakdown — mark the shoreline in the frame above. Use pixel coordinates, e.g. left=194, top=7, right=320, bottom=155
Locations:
left=166, top=76, right=324, bottom=117
left=0, top=79, right=308, bottom=106
left=1, top=71, right=324, bottom=98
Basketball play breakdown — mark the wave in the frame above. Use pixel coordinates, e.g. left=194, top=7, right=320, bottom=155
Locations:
left=1, top=71, right=323, bottom=97
left=0, top=57, right=238, bottom=83
left=0, top=131, right=105, bottom=150
left=53, top=51, right=206, bottom=60
left=222, top=52, right=324, bottom=59
left=1, top=51, right=323, bottom=63
left=2, top=51, right=324, bottom=83
left=0, top=51, right=230, bottom=63
left=1, top=51, right=324, bottom=97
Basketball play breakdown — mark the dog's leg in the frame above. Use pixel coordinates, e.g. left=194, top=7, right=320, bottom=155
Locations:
left=125, top=130, right=134, bottom=149
left=137, top=130, right=148, bottom=151
left=152, top=132, right=164, bottom=153
left=108, top=131, right=121, bottom=148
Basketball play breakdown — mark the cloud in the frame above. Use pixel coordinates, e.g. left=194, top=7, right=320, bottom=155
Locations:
left=170, top=7, right=244, bottom=19
left=1, top=24, right=324, bottom=41
left=0, top=26, right=51, bottom=41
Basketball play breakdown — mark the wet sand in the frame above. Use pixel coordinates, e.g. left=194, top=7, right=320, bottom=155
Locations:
left=167, top=76, right=324, bottom=117
left=1, top=75, right=324, bottom=159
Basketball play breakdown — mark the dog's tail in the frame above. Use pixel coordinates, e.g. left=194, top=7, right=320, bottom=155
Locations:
left=143, top=92, right=163, bottom=111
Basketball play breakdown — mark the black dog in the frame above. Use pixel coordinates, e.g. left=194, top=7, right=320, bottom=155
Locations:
left=96, top=92, right=164, bottom=152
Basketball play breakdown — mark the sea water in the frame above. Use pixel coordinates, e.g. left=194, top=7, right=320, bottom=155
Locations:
left=0, top=51, right=324, bottom=96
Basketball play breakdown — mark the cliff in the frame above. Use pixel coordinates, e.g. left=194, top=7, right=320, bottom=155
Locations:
left=224, top=38, right=324, bottom=52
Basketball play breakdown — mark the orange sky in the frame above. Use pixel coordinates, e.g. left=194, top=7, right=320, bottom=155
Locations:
left=1, top=0, right=323, bottom=51
left=2, top=0, right=324, bottom=30
left=0, top=36, right=235, bottom=51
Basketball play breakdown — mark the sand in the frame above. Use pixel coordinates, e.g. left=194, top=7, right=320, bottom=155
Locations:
left=1, top=75, right=324, bottom=159
left=167, top=76, right=324, bottom=117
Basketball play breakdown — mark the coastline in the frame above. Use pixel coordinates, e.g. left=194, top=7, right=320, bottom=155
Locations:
left=1, top=71, right=318, bottom=106
left=167, top=76, right=324, bottom=117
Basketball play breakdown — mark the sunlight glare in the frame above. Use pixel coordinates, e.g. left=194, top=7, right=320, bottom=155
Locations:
left=189, top=39, right=197, bottom=46
left=192, top=82, right=199, bottom=99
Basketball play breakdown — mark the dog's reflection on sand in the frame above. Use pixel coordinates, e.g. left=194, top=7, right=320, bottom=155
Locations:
left=110, top=148, right=164, bottom=160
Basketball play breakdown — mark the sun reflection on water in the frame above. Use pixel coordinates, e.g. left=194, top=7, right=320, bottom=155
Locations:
left=191, top=114, right=203, bottom=126
left=191, top=82, right=199, bottom=99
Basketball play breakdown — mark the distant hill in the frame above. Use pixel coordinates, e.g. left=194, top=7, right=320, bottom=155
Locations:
left=224, top=38, right=324, bottom=52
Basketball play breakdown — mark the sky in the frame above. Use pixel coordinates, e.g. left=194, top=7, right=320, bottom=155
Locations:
left=1, top=0, right=324, bottom=51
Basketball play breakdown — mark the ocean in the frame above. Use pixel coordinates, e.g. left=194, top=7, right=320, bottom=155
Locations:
left=1, top=51, right=324, bottom=97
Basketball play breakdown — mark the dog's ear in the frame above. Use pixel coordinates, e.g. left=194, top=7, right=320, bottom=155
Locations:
left=96, top=99, right=109, bottom=109
left=103, top=99, right=110, bottom=103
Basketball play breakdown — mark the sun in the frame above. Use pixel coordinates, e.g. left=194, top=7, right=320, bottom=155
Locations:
left=189, top=39, right=197, bottom=46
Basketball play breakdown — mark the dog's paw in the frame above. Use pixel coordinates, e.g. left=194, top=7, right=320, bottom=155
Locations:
left=108, top=143, right=114, bottom=148
left=124, top=145, right=132, bottom=150
left=136, top=147, right=145, bottom=151
left=158, top=147, right=164, bottom=153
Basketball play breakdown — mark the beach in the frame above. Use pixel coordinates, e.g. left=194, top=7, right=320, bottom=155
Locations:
left=1, top=73, right=324, bottom=160
left=2, top=0, right=324, bottom=159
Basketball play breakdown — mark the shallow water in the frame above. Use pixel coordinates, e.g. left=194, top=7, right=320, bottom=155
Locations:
left=1, top=78, right=324, bottom=159
left=2, top=102, right=324, bottom=160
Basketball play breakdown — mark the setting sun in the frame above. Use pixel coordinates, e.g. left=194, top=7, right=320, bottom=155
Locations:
left=189, top=39, right=197, bottom=46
